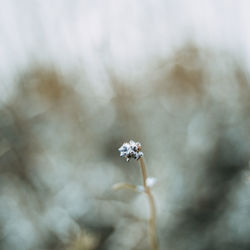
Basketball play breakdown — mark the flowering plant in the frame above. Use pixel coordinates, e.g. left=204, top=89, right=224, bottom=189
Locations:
left=114, top=140, right=158, bottom=250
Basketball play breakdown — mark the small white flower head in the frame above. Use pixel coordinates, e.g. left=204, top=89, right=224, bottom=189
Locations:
left=146, top=177, right=157, bottom=188
left=118, top=140, right=143, bottom=162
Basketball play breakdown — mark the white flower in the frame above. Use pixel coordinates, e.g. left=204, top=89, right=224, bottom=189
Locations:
left=146, top=177, right=157, bottom=187
left=118, top=140, right=143, bottom=162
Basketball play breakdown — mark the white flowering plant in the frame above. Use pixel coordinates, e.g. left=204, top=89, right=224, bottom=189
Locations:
left=113, top=140, right=158, bottom=250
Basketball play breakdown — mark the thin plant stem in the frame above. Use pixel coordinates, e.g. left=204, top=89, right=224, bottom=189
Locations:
left=112, top=182, right=137, bottom=192
left=139, top=157, right=158, bottom=250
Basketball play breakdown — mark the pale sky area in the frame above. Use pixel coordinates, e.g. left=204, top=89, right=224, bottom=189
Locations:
left=0, top=0, right=250, bottom=101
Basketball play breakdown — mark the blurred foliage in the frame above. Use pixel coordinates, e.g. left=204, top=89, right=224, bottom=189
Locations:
left=1, top=43, right=250, bottom=250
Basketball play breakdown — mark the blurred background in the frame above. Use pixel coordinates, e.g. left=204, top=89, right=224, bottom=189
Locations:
left=1, top=1, right=250, bottom=249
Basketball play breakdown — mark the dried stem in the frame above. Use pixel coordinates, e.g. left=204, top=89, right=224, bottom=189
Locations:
left=112, top=182, right=137, bottom=192
left=139, top=157, right=158, bottom=250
